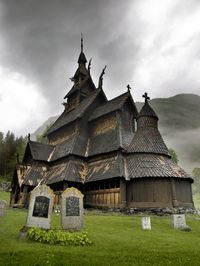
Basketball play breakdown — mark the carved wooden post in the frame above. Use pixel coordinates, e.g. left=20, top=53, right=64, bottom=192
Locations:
left=120, top=179, right=127, bottom=208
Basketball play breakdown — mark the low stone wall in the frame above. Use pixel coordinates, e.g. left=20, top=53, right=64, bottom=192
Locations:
left=84, top=206, right=197, bottom=215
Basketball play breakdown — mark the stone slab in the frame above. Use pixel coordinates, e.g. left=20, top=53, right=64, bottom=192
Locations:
left=61, top=187, right=83, bottom=230
left=172, top=214, right=186, bottom=229
left=141, top=216, right=151, bottom=230
left=26, top=184, right=54, bottom=229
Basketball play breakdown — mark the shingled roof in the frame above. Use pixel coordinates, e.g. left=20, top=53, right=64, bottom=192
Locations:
left=49, top=133, right=88, bottom=161
left=89, top=91, right=136, bottom=121
left=128, top=99, right=169, bottom=155
left=127, top=127, right=169, bottom=155
left=86, top=155, right=124, bottom=182
left=47, top=88, right=102, bottom=135
left=44, top=160, right=85, bottom=185
left=88, top=129, right=121, bottom=156
left=64, top=75, right=96, bottom=98
left=138, top=101, right=158, bottom=119
left=25, top=141, right=54, bottom=162
left=23, top=165, right=47, bottom=186
left=126, top=154, right=191, bottom=179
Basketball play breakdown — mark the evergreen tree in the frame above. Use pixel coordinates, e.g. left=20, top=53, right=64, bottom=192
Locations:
left=169, top=148, right=179, bottom=164
left=0, top=131, right=26, bottom=180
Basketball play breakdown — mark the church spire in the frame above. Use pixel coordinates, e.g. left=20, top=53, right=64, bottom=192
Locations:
left=81, top=33, right=83, bottom=53
left=78, top=35, right=87, bottom=65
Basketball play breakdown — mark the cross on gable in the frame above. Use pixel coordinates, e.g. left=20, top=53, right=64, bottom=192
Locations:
left=127, top=84, right=131, bottom=91
left=142, top=92, right=150, bottom=103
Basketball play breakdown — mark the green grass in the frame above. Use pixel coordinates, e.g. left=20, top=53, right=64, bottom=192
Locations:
left=0, top=191, right=10, bottom=203
left=1, top=191, right=200, bottom=265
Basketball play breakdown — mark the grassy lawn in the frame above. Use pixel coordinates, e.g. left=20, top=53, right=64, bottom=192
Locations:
left=1, top=191, right=200, bottom=266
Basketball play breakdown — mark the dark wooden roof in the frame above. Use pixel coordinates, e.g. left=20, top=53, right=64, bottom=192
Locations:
left=128, top=99, right=168, bottom=155
left=23, top=165, right=46, bottom=186
left=25, top=141, right=54, bottom=162
left=127, top=127, right=169, bottom=155
left=88, top=129, right=121, bottom=156
left=49, top=134, right=87, bottom=161
left=47, top=88, right=102, bottom=135
left=64, top=75, right=96, bottom=98
left=126, top=154, right=191, bottom=179
left=89, top=91, right=136, bottom=121
left=137, top=101, right=158, bottom=119
left=44, top=160, right=84, bottom=185
left=86, top=155, right=123, bottom=182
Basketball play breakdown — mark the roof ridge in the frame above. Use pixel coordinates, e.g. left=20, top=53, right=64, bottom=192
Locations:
left=47, top=88, right=102, bottom=135
left=29, top=140, right=54, bottom=147
left=89, top=91, right=132, bottom=122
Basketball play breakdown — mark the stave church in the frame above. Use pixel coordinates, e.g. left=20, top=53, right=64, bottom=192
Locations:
left=10, top=39, right=194, bottom=210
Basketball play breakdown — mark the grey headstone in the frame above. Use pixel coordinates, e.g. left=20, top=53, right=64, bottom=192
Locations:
left=61, top=187, right=83, bottom=230
left=141, top=217, right=151, bottom=230
left=26, top=185, right=54, bottom=229
left=0, top=200, right=7, bottom=217
left=172, top=214, right=186, bottom=229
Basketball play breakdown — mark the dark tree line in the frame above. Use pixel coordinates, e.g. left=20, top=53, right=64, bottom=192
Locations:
left=0, top=131, right=27, bottom=180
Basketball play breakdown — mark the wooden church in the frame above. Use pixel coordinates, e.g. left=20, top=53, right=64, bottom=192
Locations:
left=10, top=39, right=194, bottom=210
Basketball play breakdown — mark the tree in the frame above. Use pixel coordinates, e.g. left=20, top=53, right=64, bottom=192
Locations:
left=0, top=131, right=26, bottom=180
left=169, top=148, right=179, bottom=164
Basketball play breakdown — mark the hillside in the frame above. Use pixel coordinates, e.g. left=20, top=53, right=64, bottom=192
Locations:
left=32, top=93, right=200, bottom=172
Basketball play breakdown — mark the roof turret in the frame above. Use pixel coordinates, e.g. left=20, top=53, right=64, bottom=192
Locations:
left=137, top=92, right=158, bottom=119
left=128, top=92, right=169, bottom=156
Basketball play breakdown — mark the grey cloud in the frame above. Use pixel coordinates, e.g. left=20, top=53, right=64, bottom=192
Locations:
left=0, top=0, right=200, bottom=116
left=0, top=0, right=134, bottom=112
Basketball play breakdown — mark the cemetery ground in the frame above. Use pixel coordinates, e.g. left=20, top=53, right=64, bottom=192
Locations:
left=0, top=192, right=200, bottom=266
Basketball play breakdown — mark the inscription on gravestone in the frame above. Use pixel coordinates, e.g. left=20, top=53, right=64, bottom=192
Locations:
left=61, top=187, right=83, bottom=230
left=172, top=214, right=186, bottom=229
left=66, top=197, right=80, bottom=216
left=141, top=217, right=151, bottom=230
left=33, top=196, right=50, bottom=218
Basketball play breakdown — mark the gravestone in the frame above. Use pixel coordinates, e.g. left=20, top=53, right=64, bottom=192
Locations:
left=0, top=200, right=6, bottom=217
left=26, top=184, right=54, bottom=229
left=141, top=217, right=151, bottom=230
left=61, top=187, right=83, bottom=230
left=172, top=214, right=186, bottom=229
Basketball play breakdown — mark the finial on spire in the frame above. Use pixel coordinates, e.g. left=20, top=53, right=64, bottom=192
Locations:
left=142, top=92, right=150, bottom=103
left=81, top=33, right=83, bottom=53
left=78, top=34, right=87, bottom=64
left=88, top=58, right=92, bottom=72
left=127, top=84, right=131, bottom=91
left=98, top=65, right=106, bottom=88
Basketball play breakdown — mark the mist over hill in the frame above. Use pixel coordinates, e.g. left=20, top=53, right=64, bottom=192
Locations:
left=32, top=93, right=200, bottom=172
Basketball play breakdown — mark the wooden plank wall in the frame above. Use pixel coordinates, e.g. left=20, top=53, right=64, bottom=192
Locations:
left=84, top=188, right=121, bottom=207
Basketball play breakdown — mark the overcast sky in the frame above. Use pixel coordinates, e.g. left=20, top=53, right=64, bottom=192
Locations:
left=0, top=0, right=200, bottom=137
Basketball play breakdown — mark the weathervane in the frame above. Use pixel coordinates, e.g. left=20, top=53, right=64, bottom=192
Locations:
left=142, top=92, right=150, bottom=103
